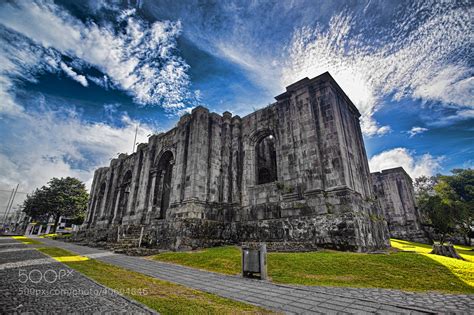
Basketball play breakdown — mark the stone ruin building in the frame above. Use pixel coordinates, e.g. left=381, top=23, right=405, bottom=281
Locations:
left=79, top=72, right=394, bottom=252
left=371, top=167, right=428, bottom=243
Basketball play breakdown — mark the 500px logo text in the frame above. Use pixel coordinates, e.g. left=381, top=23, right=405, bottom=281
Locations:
left=18, top=269, right=73, bottom=284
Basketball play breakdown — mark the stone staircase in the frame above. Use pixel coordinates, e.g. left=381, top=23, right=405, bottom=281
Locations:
left=116, top=236, right=141, bottom=249
left=112, top=225, right=142, bottom=253
left=111, top=225, right=163, bottom=256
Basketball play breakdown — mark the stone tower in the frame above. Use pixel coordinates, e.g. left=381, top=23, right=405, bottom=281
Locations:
left=81, top=72, right=390, bottom=251
left=372, top=167, right=428, bottom=243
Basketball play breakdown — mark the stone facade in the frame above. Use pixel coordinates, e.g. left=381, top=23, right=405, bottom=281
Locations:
left=80, top=72, right=390, bottom=252
left=371, top=167, right=428, bottom=243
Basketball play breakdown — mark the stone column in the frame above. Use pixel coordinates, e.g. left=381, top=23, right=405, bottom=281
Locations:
left=112, top=190, right=121, bottom=223
left=147, top=170, right=158, bottom=213
left=221, top=112, right=232, bottom=203
left=188, top=106, right=210, bottom=201
left=231, top=116, right=242, bottom=204
left=155, top=171, right=164, bottom=217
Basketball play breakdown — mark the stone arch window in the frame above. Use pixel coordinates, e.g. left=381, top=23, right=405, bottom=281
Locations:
left=152, top=151, right=174, bottom=219
left=256, top=134, right=277, bottom=185
left=117, top=170, right=132, bottom=221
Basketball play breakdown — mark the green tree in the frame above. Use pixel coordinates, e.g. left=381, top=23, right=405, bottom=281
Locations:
left=438, top=169, right=474, bottom=245
left=421, top=194, right=456, bottom=245
left=23, top=188, right=51, bottom=222
left=22, top=177, right=89, bottom=232
left=416, top=169, right=474, bottom=245
left=414, top=175, right=438, bottom=224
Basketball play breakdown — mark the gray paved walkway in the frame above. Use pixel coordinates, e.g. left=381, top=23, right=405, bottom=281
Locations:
left=36, top=237, right=474, bottom=314
left=0, top=237, right=155, bottom=314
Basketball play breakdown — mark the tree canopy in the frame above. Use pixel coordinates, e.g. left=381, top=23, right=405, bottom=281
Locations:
left=415, top=169, right=474, bottom=245
left=23, top=177, right=89, bottom=231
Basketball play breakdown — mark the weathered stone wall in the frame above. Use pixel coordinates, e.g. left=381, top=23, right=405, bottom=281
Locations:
left=81, top=72, right=390, bottom=252
left=371, top=167, right=428, bottom=243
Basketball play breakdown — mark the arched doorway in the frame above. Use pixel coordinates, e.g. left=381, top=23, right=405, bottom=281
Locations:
left=153, top=151, right=174, bottom=219
left=256, top=134, right=277, bottom=184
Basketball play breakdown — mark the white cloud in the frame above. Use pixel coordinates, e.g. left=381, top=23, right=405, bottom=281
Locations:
left=283, top=3, right=472, bottom=136
left=412, top=66, right=473, bottom=107
left=0, top=0, right=191, bottom=211
left=0, top=0, right=195, bottom=112
left=369, top=148, right=442, bottom=179
left=0, top=26, right=56, bottom=116
left=408, top=126, right=428, bottom=137
left=0, top=104, right=154, bottom=209
left=60, top=62, right=88, bottom=87
left=0, top=76, right=23, bottom=116
left=193, top=2, right=471, bottom=136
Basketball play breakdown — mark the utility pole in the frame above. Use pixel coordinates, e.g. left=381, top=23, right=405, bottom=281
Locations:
left=2, top=188, right=14, bottom=225
left=132, top=123, right=139, bottom=153
left=3, top=184, right=19, bottom=227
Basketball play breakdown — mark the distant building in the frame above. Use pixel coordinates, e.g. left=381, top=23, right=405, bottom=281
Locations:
left=25, top=216, right=78, bottom=236
left=0, top=208, right=27, bottom=235
left=371, top=167, right=428, bottom=243
left=81, top=72, right=391, bottom=252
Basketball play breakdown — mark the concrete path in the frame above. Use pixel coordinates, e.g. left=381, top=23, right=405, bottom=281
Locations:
left=35, top=237, right=474, bottom=314
left=0, top=237, right=155, bottom=314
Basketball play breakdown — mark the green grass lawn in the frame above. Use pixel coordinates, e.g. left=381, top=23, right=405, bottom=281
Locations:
left=152, top=239, right=474, bottom=294
left=38, top=247, right=275, bottom=315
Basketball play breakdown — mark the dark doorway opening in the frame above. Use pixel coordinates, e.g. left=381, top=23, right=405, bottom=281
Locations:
left=256, top=135, right=277, bottom=185
left=118, top=171, right=132, bottom=222
left=154, top=151, right=174, bottom=219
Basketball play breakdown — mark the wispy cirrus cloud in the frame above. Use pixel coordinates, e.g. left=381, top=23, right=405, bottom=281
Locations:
left=283, top=2, right=472, bottom=136
left=0, top=0, right=185, bottom=208
left=176, top=1, right=471, bottom=136
left=0, top=0, right=196, bottom=112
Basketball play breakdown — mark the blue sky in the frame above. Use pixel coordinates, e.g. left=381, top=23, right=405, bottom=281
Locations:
left=0, top=0, right=472, bottom=209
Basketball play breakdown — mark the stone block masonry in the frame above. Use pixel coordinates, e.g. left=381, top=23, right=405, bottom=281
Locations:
left=371, top=167, right=429, bottom=243
left=79, top=72, right=390, bottom=252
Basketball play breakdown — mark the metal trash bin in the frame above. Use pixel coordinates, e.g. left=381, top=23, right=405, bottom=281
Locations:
left=241, top=243, right=267, bottom=280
